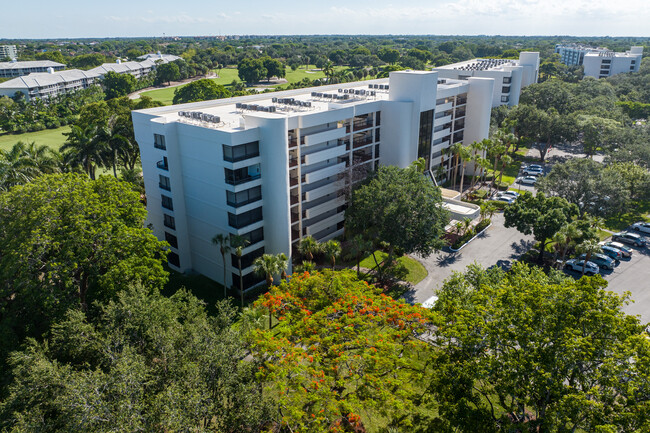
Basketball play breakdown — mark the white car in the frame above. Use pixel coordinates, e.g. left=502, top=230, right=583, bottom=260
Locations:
left=421, top=295, right=438, bottom=309
left=498, top=191, right=520, bottom=199
left=523, top=167, right=544, bottom=176
left=601, top=241, right=633, bottom=258
left=517, top=176, right=538, bottom=186
left=493, top=195, right=515, bottom=204
left=612, top=231, right=646, bottom=247
left=564, top=259, right=599, bottom=276
left=631, top=222, right=650, bottom=235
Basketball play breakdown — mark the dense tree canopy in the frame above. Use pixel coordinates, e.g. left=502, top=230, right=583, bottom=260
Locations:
left=428, top=263, right=650, bottom=433
left=102, top=70, right=136, bottom=100
left=172, top=78, right=231, bottom=104
left=0, top=174, right=168, bottom=370
left=345, top=164, right=448, bottom=259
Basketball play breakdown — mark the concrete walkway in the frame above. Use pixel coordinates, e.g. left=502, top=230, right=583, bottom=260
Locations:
left=404, top=212, right=534, bottom=303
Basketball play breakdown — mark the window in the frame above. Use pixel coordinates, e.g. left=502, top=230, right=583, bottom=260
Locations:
left=418, top=109, right=434, bottom=171
left=163, top=214, right=176, bottom=230
left=224, top=165, right=261, bottom=185
left=501, top=86, right=511, bottom=94
left=375, top=128, right=380, bottom=142
left=165, top=231, right=178, bottom=248
left=501, top=95, right=510, bottom=103
left=226, top=186, right=262, bottom=207
left=234, top=227, right=264, bottom=246
left=159, top=175, right=171, bottom=191
left=223, top=141, right=260, bottom=162
left=168, top=252, right=180, bottom=267
left=228, top=207, right=263, bottom=229
left=375, top=144, right=380, bottom=158
left=157, top=156, right=169, bottom=171
left=232, top=272, right=264, bottom=291
left=503, top=77, right=512, bottom=84
left=154, top=134, right=166, bottom=150
left=375, top=111, right=381, bottom=126
left=231, top=247, right=265, bottom=270
left=161, top=194, right=173, bottom=210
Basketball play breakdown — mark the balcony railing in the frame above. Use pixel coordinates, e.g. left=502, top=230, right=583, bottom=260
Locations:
left=225, top=173, right=261, bottom=186
left=353, top=120, right=373, bottom=131
left=159, top=183, right=171, bottom=191
left=353, top=136, right=373, bottom=149
left=156, top=160, right=169, bottom=171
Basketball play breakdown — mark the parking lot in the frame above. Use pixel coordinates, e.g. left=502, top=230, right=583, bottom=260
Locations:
left=410, top=216, right=650, bottom=324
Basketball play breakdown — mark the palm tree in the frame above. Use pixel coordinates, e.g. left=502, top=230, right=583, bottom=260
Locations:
left=461, top=217, right=472, bottom=237
left=457, top=144, right=472, bottom=196
left=323, top=61, right=335, bottom=82
left=253, top=254, right=281, bottom=329
left=230, top=235, right=250, bottom=308
left=61, top=124, right=108, bottom=180
left=498, top=154, right=513, bottom=187
left=349, top=234, right=372, bottom=278
left=552, top=223, right=582, bottom=267
left=576, top=239, right=601, bottom=276
left=448, top=141, right=464, bottom=189
left=277, top=253, right=289, bottom=281
left=211, top=233, right=231, bottom=299
left=298, top=235, right=321, bottom=262
left=322, top=240, right=342, bottom=269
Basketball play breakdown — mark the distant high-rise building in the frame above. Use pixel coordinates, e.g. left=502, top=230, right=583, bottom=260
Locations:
left=0, top=45, right=17, bottom=60
left=555, top=44, right=643, bottom=78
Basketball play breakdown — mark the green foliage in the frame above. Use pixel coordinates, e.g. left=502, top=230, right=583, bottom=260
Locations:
left=154, top=61, right=181, bottom=85
left=616, top=100, right=650, bottom=119
left=429, top=262, right=650, bottom=432
left=504, top=191, right=579, bottom=262
left=102, top=70, right=136, bottom=100
left=253, top=270, right=434, bottom=431
left=346, top=165, right=448, bottom=259
left=0, top=141, right=61, bottom=191
left=0, top=174, right=169, bottom=372
left=0, top=285, right=273, bottom=432
left=67, top=53, right=107, bottom=70
left=238, top=57, right=267, bottom=83
left=172, top=78, right=231, bottom=104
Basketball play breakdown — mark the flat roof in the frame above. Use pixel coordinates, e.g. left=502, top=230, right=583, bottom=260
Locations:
left=0, top=60, right=66, bottom=70
left=0, top=69, right=100, bottom=89
left=435, top=58, right=518, bottom=72
left=137, top=75, right=469, bottom=132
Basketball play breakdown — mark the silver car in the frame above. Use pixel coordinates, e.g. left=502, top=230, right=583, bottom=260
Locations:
left=565, top=259, right=599, bottom=276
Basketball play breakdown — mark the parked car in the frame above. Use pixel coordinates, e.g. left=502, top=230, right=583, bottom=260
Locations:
left=602, top=241, right=633, bottom=258
left=564, top=259, right=599, bottom=276
left=527, top=164, right=543, bottom=170
left=493, top=195, right=516, bottom=204
left=421, top=295, right=438, bottom=309
left=578, top=253, right=616, bottom=270
left=631, top=222, right=650, bottom=234
left=523, top=167, right=544, bottom=176
left=599, top=245, right=623, bottom=261
left=517, top=176, right=538, bottom=185
left=612, top=231, right=646, bottom=247
left=498, top=190, right=520, bottom=199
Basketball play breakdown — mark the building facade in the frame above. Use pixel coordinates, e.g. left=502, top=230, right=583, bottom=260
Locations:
left=0, top=60, right=66, bottom=78
left=133, top=71, right=493, bottom=289
left=0, top=68, right=100, bottom=100
left=431, top=52, right=539, bottom=107
left=0, top=45, right=17, bottom=60
left=555, top=44, right=644, bottom=78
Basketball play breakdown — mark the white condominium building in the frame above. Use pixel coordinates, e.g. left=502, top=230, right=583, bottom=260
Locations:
left=555, top=44, right=644, bottom=78
left=431, top=52, right=539, bottom=107
left=583, top=47, right=643, bottom=79
left=0, top=45, right=18, bottom=61
left=133, top=70, right=494, bottom=289
left=0, top=68, right=100, bottom=100
left=89, top=54, right=181, bottom=79
left=0, top=60, right=66, bottom=78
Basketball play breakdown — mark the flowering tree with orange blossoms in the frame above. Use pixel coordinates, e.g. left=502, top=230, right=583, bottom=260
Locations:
left=251, top=270, right=437, bottom=432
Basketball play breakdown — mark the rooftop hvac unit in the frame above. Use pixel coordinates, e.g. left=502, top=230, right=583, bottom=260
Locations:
left=241, top=104, right=248, bottom=110
left=306, top=102, right=311, bottom=107
left=269, top=106, right=276, bottom=112
left=235, top=103, right=242, bottom=109
left=370, top=91, right=376, bottom=96
left=338, top=88, right=343, bottom=92
left=360, top=89, right=366, bottom=95
left=344, top=94, right=350, bottom=100
left=378, top=85, right=384, bottom=90
left=368, top=84, right=373, bottom=89
left=310, top=92, right=317, bottom=97
left=373, top=84, right=379, bottom=89
left=272, top=97, right=278, bottom=103
left=385, top=85, right=389, bottom=90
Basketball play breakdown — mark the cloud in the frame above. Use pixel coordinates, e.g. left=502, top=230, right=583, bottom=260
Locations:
left=106, top=13, right=230, bottom=25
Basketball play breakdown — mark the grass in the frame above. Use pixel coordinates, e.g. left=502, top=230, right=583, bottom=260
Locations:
left=0, top=126, right=70, bottom=151
left=359, top=250, right=428, bottom=285
left=597, top=229, right=612, bottom=241
left=603, top=200, right=650, bottom=232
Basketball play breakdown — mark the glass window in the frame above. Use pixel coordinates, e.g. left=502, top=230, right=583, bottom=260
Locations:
left=223, top=141, right=259, bottom=162
left=224, top=165, right=261, bottom=185
left=168, top=252, right=180, bottom=267
left=165, top=231, right=178, bottom=248
left=231, top=247, right=265, bottom=270
left=375, top=111, right=381, bottom=126
left=163, top=214, right=176, bottom=230
left=226, top=186, right=262, bottom=207
left=154, top=134, right=166, bottom=150
left=502, top=77, right=512, bottom=84
left=418, top=109, right=434, bottom=171
left=159, top=175, right=171, bottom=191
left=161, top=195, right=173, bottom=210
left=228, top=207, right=263, bottom=229
left=233, top=227, right=264, bottom=246
left=501, top=86, right=511, bottom=94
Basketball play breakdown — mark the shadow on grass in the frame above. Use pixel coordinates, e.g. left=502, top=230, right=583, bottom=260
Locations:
left=604, top=201, right=650, bottom=232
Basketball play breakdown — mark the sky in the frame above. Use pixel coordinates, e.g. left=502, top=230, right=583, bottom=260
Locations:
left=1, top=0, right=649, bottom=39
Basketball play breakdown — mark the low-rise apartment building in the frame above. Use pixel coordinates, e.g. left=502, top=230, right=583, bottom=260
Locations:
left=0, top=68, right=100, bottom=100
left=0, top=45, right=18, bottom=60
left=0, top=60, right=66, bottom=78
left=431, top=52, right=539, bottom=107
left=132, top=70, right=493, bottom=289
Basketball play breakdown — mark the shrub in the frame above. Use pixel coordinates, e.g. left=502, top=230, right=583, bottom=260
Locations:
left=496, top=181, right=510, bottom=191
left=451, top=228, right=476, bottom=250
left=475, top=218, right=491, bottom=233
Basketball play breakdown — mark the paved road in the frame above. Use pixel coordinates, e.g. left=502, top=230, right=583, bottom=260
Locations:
left=406, top=212, right=534, bottom=303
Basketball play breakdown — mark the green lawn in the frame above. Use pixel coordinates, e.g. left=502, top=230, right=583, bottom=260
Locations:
left=359, top=250, right=428, bottom=285
left=0, top=126, right=70, bottom=151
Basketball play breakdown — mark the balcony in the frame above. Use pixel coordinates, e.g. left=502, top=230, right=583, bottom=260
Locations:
left=433, top=128, right=451, bottom=141
left=353, top=119, right=373, bottom=131
left=303, top=127, right=347, bottom=146
left=304, top=162, right=346, bottom=184
left=303, top=145, right=347, bottom=165
left=304, top=196, right=346, bottom=219
left=436, top=101, right=453, bottom=112
left=434, top=115, right=452, bottom=126
left=305, top=212, right=345, bottom=236
left=156, top=160, right=169, bottom=171
left=304, top=179, right=345, bottom=201
left=225, top=173, right=261, bottom=186
left=353, top=135, right=373, bottom=149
